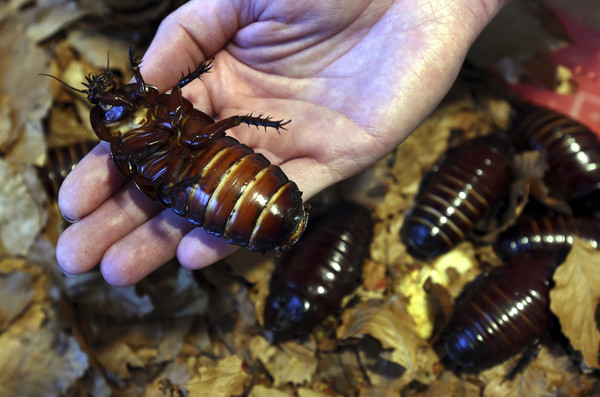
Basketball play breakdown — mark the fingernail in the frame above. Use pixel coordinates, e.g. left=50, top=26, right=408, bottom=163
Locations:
left=60, top=267, right=76, bottom=277
left=61, top=212, right=79, bottom=223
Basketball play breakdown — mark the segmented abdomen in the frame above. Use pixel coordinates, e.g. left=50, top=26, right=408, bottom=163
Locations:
left=159, top=136, right=305, bottom=252
left=263, top=201, right=373, bottom=341
left=511, top=105, right=600, bottom=210
left=37, top=141, right=97, bottom=200
left=442, top=256, right=556, bottom=370
left=400, top=134, right=513, bottom=261
left=494, top=215, right=600, bottom=261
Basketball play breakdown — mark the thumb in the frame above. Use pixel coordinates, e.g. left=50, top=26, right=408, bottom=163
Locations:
left=138, top=1, right=238, bottom=92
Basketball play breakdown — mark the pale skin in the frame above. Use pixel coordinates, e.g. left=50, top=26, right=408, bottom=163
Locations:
left=56, top=0, right=508, bottom=286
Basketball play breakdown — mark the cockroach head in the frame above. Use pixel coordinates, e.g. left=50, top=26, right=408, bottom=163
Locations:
left=40, top=69, right=117, bottom=105
left=81, top=71, right=117, bottom=105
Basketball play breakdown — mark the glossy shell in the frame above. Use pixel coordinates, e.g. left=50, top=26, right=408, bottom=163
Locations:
left=400, top=134, right=513, bottom=261
left=442, top=256, right=556, bottom=370
left=511, top=104, right=600, bottom=211
left=494, top=215, right=600, bottom=262
left=263, top=201, right=373, bottom=340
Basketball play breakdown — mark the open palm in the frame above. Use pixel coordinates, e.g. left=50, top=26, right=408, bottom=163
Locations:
left=57, top=0, right=506, bottom=285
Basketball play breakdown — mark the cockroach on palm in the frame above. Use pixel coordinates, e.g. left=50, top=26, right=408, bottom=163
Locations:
left=43, top=47, right=309, bottom=254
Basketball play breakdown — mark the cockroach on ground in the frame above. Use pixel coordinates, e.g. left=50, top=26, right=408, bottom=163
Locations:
left=494, top=214, right=600, bottom=262
left=400, top=133, right=514, bottom=261
left=441, top=256, right=557, bottom=371
left=263, top=201, right=373, bottom=341
left=43, top=48, right=309, bottom=254
left=510, top=104, right=600, bottom=214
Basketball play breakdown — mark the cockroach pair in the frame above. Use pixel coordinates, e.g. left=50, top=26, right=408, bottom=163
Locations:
left=442, top=256, right=557, bottom=371
left=510, top=104, right=600, bottom=213
left=263, top=201, right=373, bottom=341
left=494, top=214, right=600, bottom=262
left=44, top=48, right=309, bottom=253
left=400, top=133, right=514, bottom=261
left=36, top=141, right=97, bottom=200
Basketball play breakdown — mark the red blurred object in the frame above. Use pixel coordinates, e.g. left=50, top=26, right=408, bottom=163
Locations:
left=510, top=9, right=600, bottom=135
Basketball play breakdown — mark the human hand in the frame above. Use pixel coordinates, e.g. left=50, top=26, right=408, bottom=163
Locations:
left=57, top=0, right=508, bottom=285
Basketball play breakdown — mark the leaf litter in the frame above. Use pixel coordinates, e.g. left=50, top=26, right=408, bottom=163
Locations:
left=0, top=0, right=599, bottom=395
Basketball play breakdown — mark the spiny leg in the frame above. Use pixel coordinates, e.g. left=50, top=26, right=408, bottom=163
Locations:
left=203, top=114, right=290, bottom=137
left=185, top=114, right=291, bottom=148
left=177, top=59, right=214, bottom=88
left=128, top=46, right=146, bottom=94
left=236, top=113, right=292, bottom=134
left=224, top=114, right=291, bottom=133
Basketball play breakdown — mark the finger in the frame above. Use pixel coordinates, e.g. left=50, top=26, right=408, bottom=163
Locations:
left=58, top=142, right=128, bottom=222
left=140, top=1, right=237, bottom=92
left=177, top=229, right=239, bottom=270
left=279, top=157, right=342, bottom=202
left=99, top=209, right=196, bottom=286
left=56, top=181, right=163, bottom=276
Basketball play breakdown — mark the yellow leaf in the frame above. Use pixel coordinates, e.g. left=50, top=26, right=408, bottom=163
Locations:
left=550, top=237, right=600, bottom=369
left=337, top=299, right=437, bottom=382
left=185, top=355, right=251, bottom=396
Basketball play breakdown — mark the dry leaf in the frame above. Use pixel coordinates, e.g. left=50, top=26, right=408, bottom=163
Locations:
left=135, top=265, right=209, bottom=317
left=2, top=1, right=597, bottom=393
left=315, top=347, right=366, bottom=394
left=0, top=271, right=34, bottom=331
left=0, top=24, right=51, bottom=164
left=25, top=0, right=87, bottom=42
left=250, top=335, right=318, bottom=387
left=94, top=334, right=155, bottom=381
left=64, top=272, right=155, bottom=318
left=0, top=160, right=47, bottom=256
left=394, top=245, right=479, bottom=340
left=355, top=335, right=409, bottom=391
left=297, top=387, right=331, bottom=397
left=512, top=151, right=572, bottom=215
left=362, top=259, right=388, bottom=292
left=411, top=370, right=477, bottom=397
left=550, top=238, right=600, bottom=369
left=337, top=299, right=438, bottom=387
left=184, top=355, right=251, bottom=396
left=0, top=271, right=88, bottom=397
left=249, top=384, right=292, bottom=397
left=422, top=278, right=454, bottom=342
left=226, top=250, right=276, bottom=325
left=144, top=360, right=192, bottom=397
left=0, top=318, right=88, bottom=397
left=482, top=344, right=585, bottom=397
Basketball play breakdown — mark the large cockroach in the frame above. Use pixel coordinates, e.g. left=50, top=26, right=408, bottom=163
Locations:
left=510, top=104, right=600, bottom=212
left=43, top=48, right=309, bottom=253
left=36, top=141, right=97, bottom=200
left=400, top=133, right=514, bottom=261
left=263, top=201, right=373, bottom=341
left=493, top=215, right=600, bottom=262
left=442, top=256, right=556, bottom=371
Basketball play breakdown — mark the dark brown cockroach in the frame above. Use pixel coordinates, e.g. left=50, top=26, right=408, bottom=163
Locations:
left=263, top=201, right=373, bottom=341
left=43, top=48, right=309, bottom=253
left=494, top=215, right=600, bottom=262
left=442, top=256, right=556, bottom=371
left=400, top=133, right=514, bottom=261
left=36, top=141, right=97, bottom=200
left=510, top=104, right=600, bottom=212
